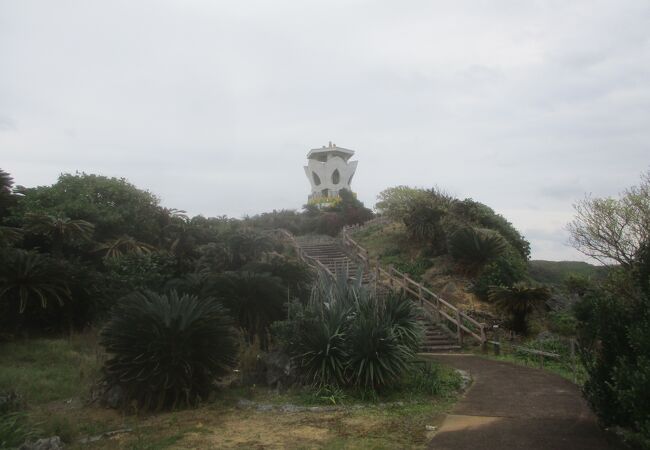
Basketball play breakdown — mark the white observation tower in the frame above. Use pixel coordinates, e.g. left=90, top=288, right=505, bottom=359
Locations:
left=304, top=142, right=358, bottom=205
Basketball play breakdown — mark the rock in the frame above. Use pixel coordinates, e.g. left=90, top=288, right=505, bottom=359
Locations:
left=261, top=351, right=295, bottom=390
left=456, top=369, right=472, bottom=391
left=236, top=399, right=256, bottom=409
left=102, top=385, right=125, bottom=409
left=19, top=436, right=64, bottom=450
left=426, top=425, right=437, bottom=431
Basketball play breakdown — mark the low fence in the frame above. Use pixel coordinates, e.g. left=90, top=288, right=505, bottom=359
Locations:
left=341, top=225, right=487, bottom=347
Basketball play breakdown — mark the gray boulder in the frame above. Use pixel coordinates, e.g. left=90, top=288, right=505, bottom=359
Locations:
left=19, top=436, right=64, bottom=450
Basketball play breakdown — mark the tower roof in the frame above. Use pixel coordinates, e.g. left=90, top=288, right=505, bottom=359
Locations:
left=307, top=142, right=355, bottom=161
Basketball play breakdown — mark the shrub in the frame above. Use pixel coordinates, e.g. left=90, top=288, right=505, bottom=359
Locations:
left=449, top=198, right=531, bottom=259
left=276, top=275, right=422, bottom=391
left=448, top=227, right=508, bottom=273
left=100, top=291, right=238, bottom=410
left=471, top=250, right=529, bottom=300
left=488, top=283, right=551, bottom=335
left=574, top=264, right=650, bottom=446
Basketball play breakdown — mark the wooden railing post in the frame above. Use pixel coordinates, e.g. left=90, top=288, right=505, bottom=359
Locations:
left=388, top=265, right=394, bottom=288
left=455, top=309, right=463, bottom=347
left=402, top=272, right=408, bottom=292
left=418, top=283, right=424, bottom=306
left=480, top=324, right=487, bottom=353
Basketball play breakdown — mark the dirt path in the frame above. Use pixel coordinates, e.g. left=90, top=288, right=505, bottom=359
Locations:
left=427, top=354, right=617, bottom=450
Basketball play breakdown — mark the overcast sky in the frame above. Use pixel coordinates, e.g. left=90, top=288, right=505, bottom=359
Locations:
left=1, top=1, right=649, bottom=261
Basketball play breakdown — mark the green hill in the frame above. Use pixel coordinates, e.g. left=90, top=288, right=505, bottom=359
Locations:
left=528, top=260, right=608, bottom=286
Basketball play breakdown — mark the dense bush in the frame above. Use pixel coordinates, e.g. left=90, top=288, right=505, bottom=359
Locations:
left=275, top=275, right=422, bottom=390
left=488, top=283, right=551, bottom=335
left=471, top=250, right=529, bottom=300
left=449, top=199, right=530, bottom=259
left=448, top=226, right=508, bottom=273
left=100, top=291, right=238, bottom=410
left=575, top=263, right=650, bottom=447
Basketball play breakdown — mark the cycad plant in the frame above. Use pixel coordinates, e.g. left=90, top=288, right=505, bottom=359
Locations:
left=99, top=291, right=238, bottom=410
left=488, top=283, right=551, bottom=334
left=96, top=234, right=156, bottom=259
left=0, top=250, right=70, bottom=313
left=448, top=226, right=508, bottom=273
left=24, top=213, right=94, bottom=257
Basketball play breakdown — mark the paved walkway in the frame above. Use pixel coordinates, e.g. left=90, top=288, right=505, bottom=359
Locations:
left=427, top=355, right=617, bottom=450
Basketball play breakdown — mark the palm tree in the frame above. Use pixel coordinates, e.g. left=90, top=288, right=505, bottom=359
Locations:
left=0, top=250, right=70, bottom=313
left=96, top=235, right=157, bottom=259
left=24, top=213, right=94, bottom=257
left=488, top=283, right=551, bottom=335
left=0, top=226, right=23, bottom=247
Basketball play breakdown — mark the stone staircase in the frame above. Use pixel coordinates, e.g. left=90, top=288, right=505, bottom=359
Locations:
left=296, top=236, right=373, bottom=284
left=295, top=234, right=459, bottom=353
left=419, top=321, right=461, bottom=353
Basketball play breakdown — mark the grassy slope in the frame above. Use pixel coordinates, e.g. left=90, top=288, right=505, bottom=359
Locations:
left=1, top=335, right=462, bottom=449
left=528, top=260, right=607, bottom=287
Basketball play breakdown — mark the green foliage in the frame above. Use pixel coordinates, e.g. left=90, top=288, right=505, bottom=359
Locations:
left=372, top=185, right=530, bottom=279
left=398, top=362, right=462, bottom=397
left=448, top=227, right=508, bottom=273
left=24, top=213, right=94, bottom=256
left=244, top=190, right=373, bottom=237
left=210, top=272, right=288, bottom=350
left=568, top=170, right=650, bottom=266
left=0, top=250, right=70, bottom=314
left=573, top=255, right=650, bottom=445
left=528, top=260, right=607, bottom=287
left=0, top=168, right=17, bottom=217
left=471, top=250, right=529, bottom=300
left=569, top=174, right=650, bottom=445
left=276, top=275, right=422, bottom=391
left=12, top=172, right=162, bottom=243
left=103, top=252, right=177, bottom=293
left=100, top=291, right=238, bottom=410
left=96, top=234, right=157, bottom=259
left=547, top=311, right=578, bottom=336
left=0, top=412, right=35, bottom=448
left=0, top=335, right=102, bottom=405
left=0, top=225, right=22, bottom=247
left=375, top=186, right=432, bottom=221
left=403, top=202, right=446, bottom=245
left=488, top=283, right=551, bottom=335
left=449, top=199, right=530, bottom=259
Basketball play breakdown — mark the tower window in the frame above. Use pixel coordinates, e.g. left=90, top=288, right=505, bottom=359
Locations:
left=312, top=172, right=321, bottom=186
left=331, top=169, right=340, bottom=184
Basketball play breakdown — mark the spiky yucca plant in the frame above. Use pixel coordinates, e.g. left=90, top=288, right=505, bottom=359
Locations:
left=100, top=291, right=238, bottom=410
left=279, top=273, right=422, bottom=390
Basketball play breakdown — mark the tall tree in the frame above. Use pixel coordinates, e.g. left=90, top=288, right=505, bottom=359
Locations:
left=568, top=170, right=650, bottom=266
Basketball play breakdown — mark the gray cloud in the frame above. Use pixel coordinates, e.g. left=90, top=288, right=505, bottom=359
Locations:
left=1, top=0, right=649, bottom=262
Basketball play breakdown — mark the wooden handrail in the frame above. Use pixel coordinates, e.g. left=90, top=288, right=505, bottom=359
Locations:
left=273, top=229, right=336, bottom=279
left=341, top=225, right=487, bottom=346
